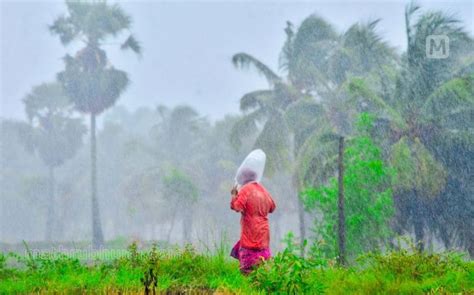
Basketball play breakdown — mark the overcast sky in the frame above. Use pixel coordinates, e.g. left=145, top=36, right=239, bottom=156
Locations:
left=1, top=0, right=472, bottom=122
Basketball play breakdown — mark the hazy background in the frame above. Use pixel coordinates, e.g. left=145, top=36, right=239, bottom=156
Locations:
left=2, top=0, right=472, bottom=122
left=0, top=0, right=473, bottom=257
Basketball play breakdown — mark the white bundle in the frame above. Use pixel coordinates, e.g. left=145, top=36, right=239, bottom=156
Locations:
left=234, top=149, right=266, bottom=187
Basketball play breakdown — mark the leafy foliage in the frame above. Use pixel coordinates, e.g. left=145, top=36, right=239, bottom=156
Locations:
left=50, top=0, right=142, bottom=247
left=344, top=3, right=474, bottom=252
left=162, top=168, right=198, bottom=203
left=303, top=114, right=394, bottom=260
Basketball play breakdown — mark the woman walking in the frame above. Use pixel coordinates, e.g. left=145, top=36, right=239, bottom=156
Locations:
left=230, top=167, right=276, bottom=274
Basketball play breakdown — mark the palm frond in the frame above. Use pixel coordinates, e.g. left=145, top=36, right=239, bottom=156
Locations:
left=405, top=1, right=421, bottom=52
left=58, top=56, right=130, bottom=114
left=121, top=34, right=142, bottom=56
left=229, top=110, right=264, bottom=147
left=390, top=136, right=446, bottom=197
left=455, top=55, right=474, bottom=76
left=292, top=14, right=338, bottom=60
left=342, top=19, right=396, bottom=74
left=295, top=124, right=338, bottom=188
left=279, top=21, right=295, bottom=73
left=53, top=1, right=135, bottom=44
left=284, top=98, right=325, bottom=150
left=404, top=7, right=472, bottom=101
left=49, top=15, right=77, bottom=45
left=346, top=78, right=407, bottom=130
left=284, top=98, right=324, bottom=131
left=422, top=74, right=474, bottom=125
left=289, top=15, right=338, bottom=88
left=232, top=53, right=281, bottom=85
left=239, top=90, right=273, bottom=112
left=253, top=112, right=291, bottom=175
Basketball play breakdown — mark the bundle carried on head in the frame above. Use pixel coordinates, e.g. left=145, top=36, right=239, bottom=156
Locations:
left=235, top=149, right=266, bottom=187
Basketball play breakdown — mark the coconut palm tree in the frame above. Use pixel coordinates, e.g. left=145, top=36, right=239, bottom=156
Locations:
left=345, top=3, right=473, bottom=251
left=232, top=41, right=310, bottom=253
left=22, top=82, right=86, bottom=241
left=232, top=15, right=396, bottom=251
left=50, top=0, right=141, bottom=248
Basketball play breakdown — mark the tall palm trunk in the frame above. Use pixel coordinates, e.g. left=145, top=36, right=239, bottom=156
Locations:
left=45, top=166, right=55, bottom=242
left=91, top=113, right=104, bottom=248
left=337, top=136, right=346, bottom=266
left=413, top=191, right=424, bottom=252
left=414, top=219, right=424, bottom=251
left=292, top=142, right=307, bottom=256
left=297, top=196, right=306, bottom=255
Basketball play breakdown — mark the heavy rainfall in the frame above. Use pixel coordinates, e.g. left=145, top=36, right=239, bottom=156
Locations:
left=0, top=0, right=473, bottom=293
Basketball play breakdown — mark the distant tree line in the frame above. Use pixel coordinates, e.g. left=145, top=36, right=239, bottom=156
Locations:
left=0, top=1, right=472, bottom=259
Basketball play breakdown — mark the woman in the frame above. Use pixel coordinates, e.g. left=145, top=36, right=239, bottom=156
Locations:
left=230, top=168, right=276, bottom=274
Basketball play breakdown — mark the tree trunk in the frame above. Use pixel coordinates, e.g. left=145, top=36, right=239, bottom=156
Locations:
left=167, top=212, right=176, bottom=244
left=414, top=220, right=424, bottom=252
left=468, top=236, right=474, bottom=259
left=413, top=191, right=424, bottom=252
left=337, top=136, right=346, bottom=266
left=297, top=195, right=306, bottom=256
left=45, top=166, right=55, bottom=242
left=183, top=210, right=192, bottom=245
left=91, top=113, right=104, bottom=249
left=291, top=139, right=307, bottom=257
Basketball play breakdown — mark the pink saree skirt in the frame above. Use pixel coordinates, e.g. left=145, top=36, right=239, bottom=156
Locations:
left=230, top=240, right=271, bottom=274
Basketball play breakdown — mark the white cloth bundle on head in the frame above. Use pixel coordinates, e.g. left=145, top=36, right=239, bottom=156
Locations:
left=235, top=149, right=266, bottom=188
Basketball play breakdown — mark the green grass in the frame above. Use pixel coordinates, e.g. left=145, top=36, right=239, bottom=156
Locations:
left=0, top=244, right=472, bottom=294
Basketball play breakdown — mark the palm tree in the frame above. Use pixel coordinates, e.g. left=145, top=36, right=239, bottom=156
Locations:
left=50, top=0, right=141, bottom=248
left=149, top=105, right=205, bottom=244
left=232, top=16, right=396, bottom=252
left=154, top=105, right=206, bottom=169
left=346, top=3, right=473, bottom=251
left=22, top=82, right=86, bottom=241
left=231, top=60, right=306, bottom=254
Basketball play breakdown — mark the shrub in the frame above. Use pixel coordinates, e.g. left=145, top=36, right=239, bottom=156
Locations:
left=303, top=113, right=394, bottom=261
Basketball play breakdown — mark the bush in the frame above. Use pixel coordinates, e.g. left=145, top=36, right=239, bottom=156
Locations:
left=303, top=113, right=395, bottom=261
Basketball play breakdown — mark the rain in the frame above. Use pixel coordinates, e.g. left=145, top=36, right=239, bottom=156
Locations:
left=0, top=0, right=473, bottom=293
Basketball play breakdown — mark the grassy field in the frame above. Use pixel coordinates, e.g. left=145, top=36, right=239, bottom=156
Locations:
left=0, top=243, right=472, bottom=294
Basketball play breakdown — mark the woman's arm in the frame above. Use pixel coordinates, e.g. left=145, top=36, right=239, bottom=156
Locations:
left=230, top=185, right=246, bottom=212
left=268, top=194, right=276, bottom=213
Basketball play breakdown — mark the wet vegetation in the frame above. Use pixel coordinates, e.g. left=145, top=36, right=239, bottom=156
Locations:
left=0, top=242, right=472, bottom=293
left=1, top=0, right=473, bottom=293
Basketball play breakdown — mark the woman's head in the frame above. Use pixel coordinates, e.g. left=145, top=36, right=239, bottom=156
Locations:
left=237, top=168, right=258, bottom=185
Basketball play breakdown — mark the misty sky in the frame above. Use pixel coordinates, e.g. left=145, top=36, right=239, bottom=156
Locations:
left=1, top=0, right=472, bottom=122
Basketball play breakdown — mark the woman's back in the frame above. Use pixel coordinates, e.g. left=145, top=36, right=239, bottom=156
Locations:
left=231, top=182, right=276, bottom=249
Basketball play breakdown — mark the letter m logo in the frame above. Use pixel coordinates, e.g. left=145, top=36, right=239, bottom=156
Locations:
left=426, top=35, right=449, bottom=59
